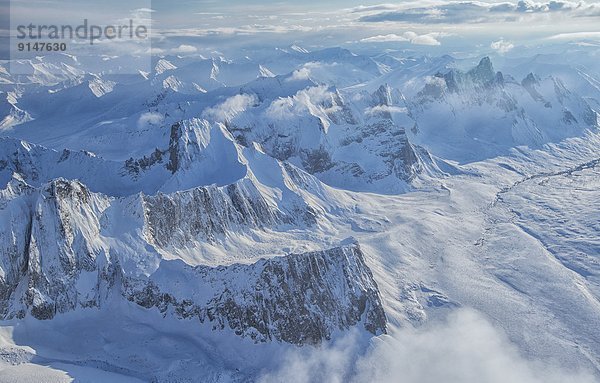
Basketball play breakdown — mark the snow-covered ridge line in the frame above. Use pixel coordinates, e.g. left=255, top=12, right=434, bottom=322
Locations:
left=0, top=118, right=250, bottom=197
left=0, top=177, right=386, bottom=343
left=125, top=242, right=387, bottom=344
left=141, top=177, right=317, bottom=248
left=0, top=168, right=326, bottom=320
left=1, top=47, right=600, bottom=380
left=409, top=57, right=599, bottom=163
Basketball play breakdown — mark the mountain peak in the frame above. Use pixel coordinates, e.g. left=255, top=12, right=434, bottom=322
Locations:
left=468, top=56, right=495, bottom=84
left=437, top=56, right=502, bottom=93
left=478, top=56, right=492, bottom=69
left=522, top=72, right=539, bottom=87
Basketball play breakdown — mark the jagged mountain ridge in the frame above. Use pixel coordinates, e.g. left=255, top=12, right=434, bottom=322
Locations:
left=408, top=57, right=599, bottom=162
left=0, top=102, right=387, bottom=344
left=126, top=243, right=386, bottom=344
left=2, top=54, right=445, bottom=194
left=0, top=48, right=600, bottom=381
left=4, top=54, right=594, bottom=190
left=0, top=174, right=385, bottom=343
left=207, top=76, right=438, bottom=193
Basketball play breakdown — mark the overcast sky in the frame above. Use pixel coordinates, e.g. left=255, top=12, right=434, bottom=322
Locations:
left=151, top=1, right=600, bottom=44
left=5, top=0, right=600, bottom=56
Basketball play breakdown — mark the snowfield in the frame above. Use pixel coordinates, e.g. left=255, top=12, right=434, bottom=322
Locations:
left=0, top=46, right=599, bottom=382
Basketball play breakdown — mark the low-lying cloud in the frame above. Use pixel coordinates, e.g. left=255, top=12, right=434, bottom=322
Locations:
left=172, top=44, right=198, bottom=54
left=202, top=94, right=257, bottom=122
left=259, top=309, right=596, bottom=383
left=490, top=39, right=515, bottom=54
left=361, top=32, right=444, bottom=46
left=137, top=112, right=164, bottom=129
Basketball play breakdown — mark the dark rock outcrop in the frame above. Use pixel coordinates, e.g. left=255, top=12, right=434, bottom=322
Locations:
left=436, top=56, right=504, bottom=94
left=125, top=243, right=387, bottom=344
left=142, top=179, right=299, bottom=247
left=0, top=178, right=382, bottom=345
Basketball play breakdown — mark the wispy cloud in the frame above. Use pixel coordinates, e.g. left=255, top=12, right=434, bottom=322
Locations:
left=143, top=0, right=600, bottom=52
left=259, top=309, right=596, bottom=383
left=357, top=1, right=600, bottom=24
left=160, top=23, right=313, bottom=37
left=547, top=31, right=600, bottom=40
left=361, top=32, right=445, bottom=46
left=202, top=94, right=257, bottom=122
left=171, top=44, right=198, bottom=54
left=137, top=112, right=164, bottom=129
left=358, top=2, right=490, bottom=24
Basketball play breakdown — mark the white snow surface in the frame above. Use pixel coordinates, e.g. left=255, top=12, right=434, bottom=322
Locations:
left=0, top=49, right=599, bottom=382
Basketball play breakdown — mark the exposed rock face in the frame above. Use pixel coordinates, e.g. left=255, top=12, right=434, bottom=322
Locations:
left=0, top=179, right=117, bottom=320
left=357, top=85, right=422, bottom=182
left=142, top=178, right=316, bottom=247
left=0, top=177, right=384, bottom=345
left=435, top=56, right=504, bottom=95
left=521, top=73, right=548, bottom=104
left=166, top=121, right=182, bottom=173
left=218, top=79, right=426, bottom=193
left=372, top=84, right=394, bottom=108
left=126, top=244, right=387, bottom=344
left=467, top=56, right=497, bottom=86
left=411, top=57, right=599, bottom=162
left=0, top=118, right=250, bottom=197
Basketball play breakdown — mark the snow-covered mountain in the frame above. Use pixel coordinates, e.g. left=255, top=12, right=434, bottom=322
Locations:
left=0, top=48, right=599, bottom=382
left=407, top=57, right=598, bottom=162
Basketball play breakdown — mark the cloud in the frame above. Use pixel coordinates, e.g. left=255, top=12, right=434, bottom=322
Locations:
left=202, top=94, right=257, bottom=122
left=137, top=112, right=164, bottom=129
left=349, top=4, right=400, bottom=13
left=160, top=24, right=313, bottom=38
left=265, top=85, right=340, bottom=124
left=357, top=1, right=600, bottom=24
left=287, top=67, right=312, bottom=81
left=361, top=34, right=409, bottom=43
left=171, top=44, right=198, bottom=54
left=490, top=39, right=515, bottom=53
left=410, top=33, right=443, bottom=46
left=547, top=31, right=600, bottom=40
left=359, top=2, right=490, bottom=24
left=365, top=105, right=408, bottom=116
left=133, top=8, right=155, bottom=14
left=361, top=32, right=443, bottom=46
left=259, top=309, right=596, bottom=383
